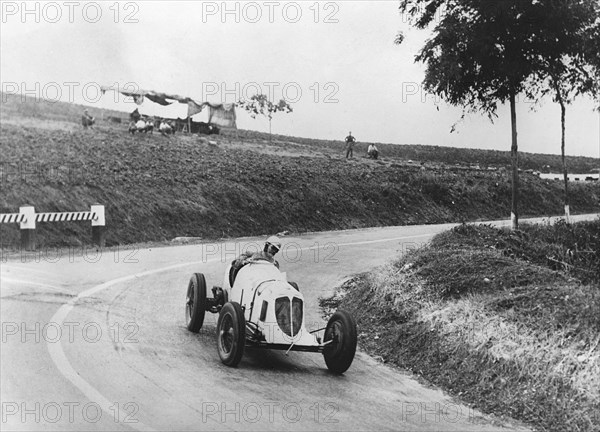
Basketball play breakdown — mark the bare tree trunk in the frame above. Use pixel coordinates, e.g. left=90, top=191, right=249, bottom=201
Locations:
left=551, top=76, right=570, bottom=222
left=557, top=90, right=569, bottom=222
left=510, top=93, right=519, bottom=230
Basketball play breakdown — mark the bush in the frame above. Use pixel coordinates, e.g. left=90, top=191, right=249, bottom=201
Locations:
left=432, top=218, right=600, bottom=285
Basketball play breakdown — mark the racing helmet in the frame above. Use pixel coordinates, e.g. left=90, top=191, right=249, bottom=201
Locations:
left=265, top=235, right=282, bottom=255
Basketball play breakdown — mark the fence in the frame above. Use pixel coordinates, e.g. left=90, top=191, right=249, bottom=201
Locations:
left=0, top=205, right=105, bottom=251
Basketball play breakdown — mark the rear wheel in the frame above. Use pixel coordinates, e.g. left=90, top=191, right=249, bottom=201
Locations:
left=289, top=282, right=299, bottom=291
left=323, top=310, right=357, bottom=374
left=217, top=302, right=246, bottom=367
left=185, top=273, right=207, bottom=332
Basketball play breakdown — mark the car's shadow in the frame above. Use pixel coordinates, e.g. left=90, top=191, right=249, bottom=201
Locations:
left=241, top=346, right=308, bottom=372
left=181, top=323, right=347, bottom=377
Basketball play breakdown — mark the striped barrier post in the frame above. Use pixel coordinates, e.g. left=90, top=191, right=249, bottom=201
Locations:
left=0, top=205, right=106, bottom=250
left=20, top=206, right=36, bottom=251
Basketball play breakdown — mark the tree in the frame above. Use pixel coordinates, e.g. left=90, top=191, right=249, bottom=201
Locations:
left=396, top=0, right=577, bottom=229
left=525, top=1, right=600, bottom=222
left=237, top=94, right=293, bottom=142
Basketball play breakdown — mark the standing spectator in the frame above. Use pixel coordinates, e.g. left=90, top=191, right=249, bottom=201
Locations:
left=367, top=144, right=379, bottom=159
left=345, top=131, right=356, bottom=159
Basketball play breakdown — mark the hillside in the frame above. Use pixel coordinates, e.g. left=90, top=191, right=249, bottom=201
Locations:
left=1, top=94, right=599, bottom=248
left=3, top=93, right=599, bottom=173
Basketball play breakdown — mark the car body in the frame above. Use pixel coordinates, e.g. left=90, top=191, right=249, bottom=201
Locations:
left=185, top=259, right=357, bottom=373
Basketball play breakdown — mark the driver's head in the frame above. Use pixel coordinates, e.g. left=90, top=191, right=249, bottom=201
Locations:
left=264, top=235, right=281, bottom=256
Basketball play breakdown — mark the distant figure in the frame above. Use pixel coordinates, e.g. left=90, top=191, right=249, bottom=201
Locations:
left=367, top=144, right=379, bottom=159
left=128, top=119, right=153, bottom=134
left=168, top=120, right=177, bottom=134
left=81, top=109, right=95, bottom=128
left=175, top=118, right=187, bottom=133
left=345, top=131, right=356, bottom=159
left=159, top=120, right=174, bottom=136
left=143, top=119, right=154, bottom=134
left=130, top=108, right=141, bottom=123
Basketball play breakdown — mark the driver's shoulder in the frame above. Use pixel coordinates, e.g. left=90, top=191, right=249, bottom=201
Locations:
left=251, top=251, right=274, bottom=262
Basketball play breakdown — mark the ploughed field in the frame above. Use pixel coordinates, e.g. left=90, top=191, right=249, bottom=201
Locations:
left=1, top=94, right=599, bottom=248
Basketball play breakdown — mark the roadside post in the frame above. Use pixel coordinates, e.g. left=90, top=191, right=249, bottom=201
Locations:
left=91, top=204, right=106, bottom=247
left=19, top=206, right=36, bottom=251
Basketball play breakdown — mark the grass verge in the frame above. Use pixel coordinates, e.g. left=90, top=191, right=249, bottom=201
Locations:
left=321, top=218, right=600, bottom=431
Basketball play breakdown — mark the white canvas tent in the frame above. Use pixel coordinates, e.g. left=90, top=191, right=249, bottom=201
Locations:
left=97, top=85, right=234, bottom=127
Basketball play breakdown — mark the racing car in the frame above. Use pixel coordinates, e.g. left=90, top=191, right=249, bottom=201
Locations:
left=184, top=258, right=357, bottom=373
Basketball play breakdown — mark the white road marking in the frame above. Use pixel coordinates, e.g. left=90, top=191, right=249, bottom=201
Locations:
left=47, top=260, right=213, bottom=432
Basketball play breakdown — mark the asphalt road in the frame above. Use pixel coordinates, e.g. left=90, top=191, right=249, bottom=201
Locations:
left=2, top=214, right=596, bottom=431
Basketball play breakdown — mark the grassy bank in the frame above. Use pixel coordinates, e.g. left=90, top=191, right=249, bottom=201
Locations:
left=322, top=219, right=600, bottom=431
left=1, top=94, right=599, bottom=248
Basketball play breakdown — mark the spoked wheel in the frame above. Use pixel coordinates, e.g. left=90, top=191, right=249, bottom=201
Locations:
left=323, top=310, right=357, bottom=374
left=185, top=273, right=207, bottom=332
left=217, top=302, right=246, bottom=367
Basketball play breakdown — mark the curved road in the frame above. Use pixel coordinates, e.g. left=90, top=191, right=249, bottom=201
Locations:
left=2, top=215, right=596, bottom=431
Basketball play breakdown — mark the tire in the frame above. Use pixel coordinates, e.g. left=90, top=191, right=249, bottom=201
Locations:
left=323, top=310, right=357, bottom=374
left=289, top=281, right=299, bottom=291
left=185, top=273, right=207, bottom=332
left=217, top=302, right=246, bottom=367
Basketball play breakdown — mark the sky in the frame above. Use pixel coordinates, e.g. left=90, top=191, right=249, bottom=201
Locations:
left=1, top=0, right=599, bottom=158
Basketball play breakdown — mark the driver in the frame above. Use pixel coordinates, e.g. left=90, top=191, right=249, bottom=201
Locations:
left=233, top=235, right=282, bottom=270
left=228, top=236, right=282, bottom=288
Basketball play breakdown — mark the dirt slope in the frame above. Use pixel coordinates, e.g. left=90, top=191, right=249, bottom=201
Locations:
left=1, top=94, right=599, bottom=248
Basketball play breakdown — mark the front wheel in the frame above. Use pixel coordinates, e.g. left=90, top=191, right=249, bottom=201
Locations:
left=323, top=310, right=357, bottom=374
left=185, top=273, right=207, bottom=332
left=217, top=302, right=246, bottom=367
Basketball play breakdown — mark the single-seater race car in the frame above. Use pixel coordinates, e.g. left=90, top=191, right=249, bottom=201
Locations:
left=184, top=258, right=358, bottom=374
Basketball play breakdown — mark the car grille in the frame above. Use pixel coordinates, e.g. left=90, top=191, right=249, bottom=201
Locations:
left=275, top=297, right=303, bottom=337
left=292, top=298, right=303, bottom=336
